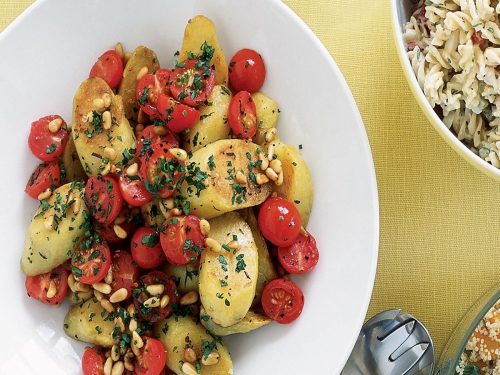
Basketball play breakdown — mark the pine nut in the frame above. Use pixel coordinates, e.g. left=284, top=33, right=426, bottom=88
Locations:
left=131, top=340, right=140, bottom=357
left=136, top=66, right=148, bottom=81
left=146, top=284, right=165, bottom=296
left=153, top=126, right=167, bottom=135
left=101, top=162, right=111, bottom=176
left=199, top=219, right=210, bottom=235
left=93, top=282, right=112, bottom=294
left=101, top=299, right=115, bottom=313
left=228, top=240, right=239, bottom=250
left=276, top=171, right=284, bottom=186
left=269, top=159, right=282, bottom=174
left=124, top=52, right=132, bottom=65
left=132, top=331, right=144, bottom=349
left=67, top=274, right=76, bottom=292
left=72, top=198, right=82, bottom=214
left=256, top=173, right=269, bottom=185
left=164, top=198, right=175, bottom=210
left=205, top=238, right=222, bottom=253
left=104, top=357, right=113, bottom=375
left=111, top=345, right=120, bottom=361
left=37, top=188, right=52, bottom=200
left=259, top=154, right=269, bottom=171
left=265, top=167, right=278, bottom=181
left=48, top=118, right=63, bottom=133
left=124, top=360, right=134, bottom=372
left=74, top=281, right=90, bottom=292
left=184, top=348, right=197, bottom=363
left=105, top=267, right=113, bottom=284
left=102, top=111, right=112, bottom=130
left=114, top=42, right=124, bottom=58
left=180, top=291, right=199, bottom=306
left=113, top=224, right=127, bottom=239
left=104, top=147, right=117, bottom=161
left=115, top=317, right=125, bottom=332
left=94, top=290, right=104, bottom=301
left=46, top=280, right=57, bottom=299
left=143, top=297, right=160, bottom=308
left=127, top=304, right=135, bottom=317
left=181, top=362, right=197, bottom=375
left=202, top=351, right=220, bottom=366
left=126, top=163, right=138, bottom=177
left=235, top=170, right=247, bottom=184
left=111, top=361, right=124, bottom=375
left=160, top=294, right=170, bottom=308
left=93, top=98, right=105, bottom=111
left=44, top=215, right=54, bottom=230
left=86, top=111, right=94, bottom=123
left=129, top=318, right=138, bottom=332
left=265, top=128, right=277, bottom=143
left=169, top=148, right=188, bottom=162
left=109, top=288, right=128, bottom=303
left=267, top=143, right=275, bottom=161
left=102, top=93, right=112, bottom=108
left=73, top=291, right=94, bottom=303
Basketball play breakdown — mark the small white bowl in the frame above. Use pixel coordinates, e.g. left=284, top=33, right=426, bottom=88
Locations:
left=391, top=0, right=500, bottom=181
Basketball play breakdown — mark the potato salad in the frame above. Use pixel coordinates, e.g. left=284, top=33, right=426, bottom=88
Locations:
left=20, top=15, right=318, bottom=375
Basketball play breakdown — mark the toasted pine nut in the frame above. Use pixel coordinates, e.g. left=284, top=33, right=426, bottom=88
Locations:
left=94, top=289, right=104, bottom=301
left=267, top=143, right=275, bottom=161
left=169, top=147, right=188, bottom=162
left=110, top=288, right=128, bottom=303
left=276, top=171, right=284, bottom=186
left=126, top=163, right=138, bottom=177
left=181, top=362, right=197, bottom=375
left=48, top=118, right=63, bottom=133
left=160, top=294, right=170, bottom=308
left=72, top=198, right=82, bottom=214
left=124, top=359, right=134, bottom=372
left=102, top=93, right=112, bottom=108
left=265, top=167, right=278, bottom=181
left=114, top=42, right=124, bottom=58
left=111, top=345, right=120, bottom=361
left=93, top=98, right=105, bottom=111
left=124, top=52, right=132, bottom=65
left=93, top=282, right=112, bottom=294
left=143, top=297, right=160, bottom=308
left=113, top=224, right=127, bottom=239
left=202, top=351, right=220, bottom=366
left=132, top=330, right=144, bottom=348
left=46, top=280, right=57, bottom=299
left=74, top=281, right=90, bottom=293
left=127, top=303, right=135, bottom=316
left=131, top=340, right=141, bottom=357
left=101, top=162, right=111, bottom=176
left=269, top=159, right=282, bottom=174
left=164, top=198, right=175, bottom=210
left=256, top=173, right=269, bottom=185
left=129, top=318, right=138, bottom=332
left=265, top=128, right=277, bottom=143
left=104, top=267, right=113, bottom=284
left=168, top=208, right=182, bottom=217
left=104, top=147, right=117, bottom=161
left=111, top=361, right=124, bottom=375
left=102, top=110, right=112, bottom=130
left=104, top=357, right=113, bottom=375
left=136, top=66, right=148, bottom=81
left=67, top=274, right=76, bottom=292
left=259, top=154, right=269, bottom=171
left=44, top=215, right=54, bottom=230
left=101, top=299, right=115, bottom=313
left=180, top=291, right=199, bottom=306
left=205, top=238, right=222, bottom=253
left=115, top=317, right=125, bottom=332
left=37, top=188, right=52, bottom=200
left=199, top=219, right=210, bottom=235
left=235, top=171, right=247, bottom=184
left=86, top=111, right=94, bottom=123
left=146, top=284, right=165, bottom=296
left=73, top=290, right=93, bottom=303
left=184, top=347, right=197, bottom=363
left=228, top=240, right=239, bottom=250
left=153, top=126, right=167, bottom=135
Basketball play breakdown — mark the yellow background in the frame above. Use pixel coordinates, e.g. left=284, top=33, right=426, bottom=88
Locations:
left=2, top=0, right=500, bottom=360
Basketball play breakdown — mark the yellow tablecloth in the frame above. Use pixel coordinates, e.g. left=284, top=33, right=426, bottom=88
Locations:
left=2, top=0, right=500, bottom=359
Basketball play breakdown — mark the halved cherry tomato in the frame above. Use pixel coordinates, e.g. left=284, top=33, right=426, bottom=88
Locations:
left=136, top=69, right=171, bottom=117
left=258, top=197, right=302, bottom=247
left=25, top=161, right=61, bottom=199
left=261, top=278, right=304, bottom=324
left=134, top=337, right=167, bottom=375
left=136, top=125, right=179, bottom=161
left=71, top=241, right=111, bottom=285
left=85, top=176, right=123, bottom=225
left=159, top=215, right=206, bottom=265
left=139, top=149, right=185, bottom=199
left=134, top=271, right=178, bottom=323
left=95, top=217, right=137, bottom=244
left=277, top=233, right=319, bottom=274
left=89, top=50, right=123, bottom=89
left=119, top=174, right=153, bottom=207
left=156, top=93, right=200, bottom=133
left=169, top=59, right=215, bottom=107
left=25, top=264, right=69, bottom=305
left=131, top=227, right=165, bottom=269
left=228, top=91, right=257, bottom=139
left=82, top=347, right=105, bottom=375
left=229, top=49, right=266, bottom=94
left=109, top=250, right=138, bottom=296
left=28, top=115, right=69, bottom=162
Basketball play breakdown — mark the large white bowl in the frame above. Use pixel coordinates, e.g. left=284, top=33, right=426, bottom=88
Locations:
left=392, top=0, right=500, bottom=181
left=0, top=0, right=379, bottom=373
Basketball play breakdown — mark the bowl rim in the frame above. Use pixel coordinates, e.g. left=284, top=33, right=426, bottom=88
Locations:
left=390, top=0, right=500, bottom=181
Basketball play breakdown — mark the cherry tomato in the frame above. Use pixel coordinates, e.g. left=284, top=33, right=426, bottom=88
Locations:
left=258, top=197, right=302, bottom=247
left=118, top=174, right=153, bottom=207
left=82, top=347, right=105, bottom=375
left=25, top=265, right=69, bottom=305
left=156, top=93, right=200, bottom=133
left=139, top=149, right=185, bottom=199
left=228, top=91, right=257, bottom=139
left=261, top=278, right=304, bottom=324
left=95, top=219, right=136, bottom=244
left=136, top=125, right=179, bottom=161
left=110, top=250, right=139, bottom=295
left=277, top=233, right=319, bottom=274
left=85, top=175, right=123, bottom=225
left=159, top=215, right=206, bottom=265
left=134, top=271, right=178, bottom=323
left=131, top=227, right=165, bottom=269
left=229, top=49, right=266, bottom=94
left=28, top=115, right=69, bottom=162
left=89, top=50, right=123, bottom=89
left=136, top=69, right=171, bottom=117
left=169, top=59, right=215, bottom=107
left=25, top=161, right=61, bottom=199
left=71, top=241, right=112, bottom=285
left=134, top=337, right=167, bottom=375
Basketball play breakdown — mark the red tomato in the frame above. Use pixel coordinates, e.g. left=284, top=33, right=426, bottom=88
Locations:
left=119, top=174, right=153, bottom=207
left=82, top=347, right=105, bottom=375
left=25, top=265, right=69, bottom=305
left=89, top=50, right=123, bottom=89
left=85, top=176, right=123, bottom=225
left=258, top=197, right=301, bottom=247
left=229, top=49, right=266, bottom=93
left=134, top=271, right=178, bottom=323
left=136, top=125, right=179, bottom=161
left=156, top=93, right=200, bottom=133
left=71, top=241, right=112, bottom=285
left=139, top=149, right=185, bottom=199
left=169, top=59, right=215, bottom=107
left=25, top=161, right=61, bottom=199
left=136, top=69, right=171, bottom=117
left=28, top=115, right=69, bottom=162
left=134, top=337, right=167, bottom=375
left=95, top=219, right=136, bottom=244
left=277, top=233, right=319, bottom=274
left=261, top=278, right=304, bottom=324
left=228, top=91, right=257, bottom=139
left=110, top=250, right=139, bottom=295
left=131, top=227, right=165, bottom=269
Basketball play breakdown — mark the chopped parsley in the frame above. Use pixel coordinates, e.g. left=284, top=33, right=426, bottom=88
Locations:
left=46, top=144, right=57, bottom=154
left=141, top=233, right=160, bottom=247
left=235, top=254, right=246, bottom=273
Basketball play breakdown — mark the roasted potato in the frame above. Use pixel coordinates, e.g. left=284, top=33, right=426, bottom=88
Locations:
left=64, top=298, right=115, bottom=347
left=155, top=315, right=233, bottom=375
left=118, top=46, right=159, bottom=122
left=183, top=85, right=231, bottom=152
left=21, top=183, right=88, bottom=276
left=180, top=15, right=228, bottom=85
left=182, top=139, right=272, bottom=219
left=200, top=307, right=271, bottom=336
left=68, top=290, right=94, bottom=305
left=72, top=77, right=135, bottom=176
left=199, top=212, right=258, bottom=327
left=164, top=263, right=199, bottom=294
left=252, top=92, right=280, bottom=145
left=62, top=134, right=86, bottom=182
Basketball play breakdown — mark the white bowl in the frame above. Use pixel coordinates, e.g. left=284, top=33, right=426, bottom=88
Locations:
left=0, top=0, right=379, bottom=373
left=391, top=0, right=500, bottom=181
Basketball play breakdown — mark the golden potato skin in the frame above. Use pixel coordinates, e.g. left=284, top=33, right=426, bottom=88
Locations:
left=252, top=92, right=280, bottom=145
left=155, top=316, right=233, bottom=375
left=64, top=298, right=115, bottom=347
left=199, top=212, right=258, bottom=327
left=182, top=139, right=272, bottom=219
left=21, top=183, right=88, bottom=276
left=200, top=307, right=271, bottom=336
left=164, top=263, right=199, bottom=294
left=183, top=85, right=231, bottom=152
left=62, top=134, right=86, bottom=182
left=180, top=15, right=228, bottom=85
left=118, top=46, right=159, bottom=122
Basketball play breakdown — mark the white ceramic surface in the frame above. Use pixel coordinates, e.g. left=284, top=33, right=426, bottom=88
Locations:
left=0, top=0, right=379, bottom=374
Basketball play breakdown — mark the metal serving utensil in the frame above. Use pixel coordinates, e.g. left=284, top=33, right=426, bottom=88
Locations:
left=342, top=309, right=435, bottom=375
